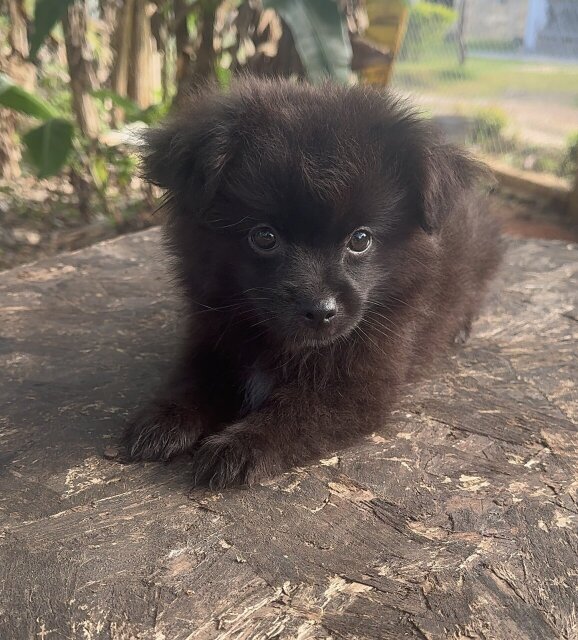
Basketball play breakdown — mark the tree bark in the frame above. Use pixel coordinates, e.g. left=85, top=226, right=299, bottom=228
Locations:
left=457, top=0, right=467, bottom=65
left=569, top=168, right=578, bottom=220
left=174, top=0, right=218, bottom=107
left=150, top=1, right=170, bottom=103
left=194, top=1, right=218, bottom=83
left=96, top=0, right=120, bottom=85
left=238, top=8, right=305, bottom=79
left=110, top=0, right=159, bottom=113
left=173, top=0, right=192, bottom=105
left=127, top=0, right=156, bottom=108
left=62, top=0, right=100, bottom=139
left=0, top=0, right=35, bottom=179
left=111, top=0, right=135, bottom=101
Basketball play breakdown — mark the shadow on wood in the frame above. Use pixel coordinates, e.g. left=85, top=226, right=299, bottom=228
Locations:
left=0, top=228, right=576, bottom=639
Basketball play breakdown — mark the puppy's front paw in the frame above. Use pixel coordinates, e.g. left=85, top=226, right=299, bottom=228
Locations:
left=454, top=317, right=473, bottom=345
left=191, top=429, right=277, bottom=489
left=123, top=401, right=204, bottom=462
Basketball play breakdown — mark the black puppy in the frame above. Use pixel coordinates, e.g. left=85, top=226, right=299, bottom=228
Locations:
left=123, top=78, right=502, bottom=488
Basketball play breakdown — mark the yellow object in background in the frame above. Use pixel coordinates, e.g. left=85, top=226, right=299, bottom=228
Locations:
left=360, top=0, right=409, bottom=86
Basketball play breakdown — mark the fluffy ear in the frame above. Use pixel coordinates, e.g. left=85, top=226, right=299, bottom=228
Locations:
left=141, top=91, right=237, bottom=214
left=417, top=141, right=488, bottom=233
left=377, top=104, right=488, bottom=233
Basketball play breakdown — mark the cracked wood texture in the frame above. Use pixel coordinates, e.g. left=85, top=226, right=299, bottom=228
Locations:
left=0, top=228, right=577, bottom=640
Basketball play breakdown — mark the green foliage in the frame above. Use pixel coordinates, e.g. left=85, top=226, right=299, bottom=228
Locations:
left=0, top=73, right=75, bottom=178
left=90, top=153, right=109, bottom=193
left=466, top=38, right=522, bottom=54
left=531, top=154, right=559, bottom=175
left=29, top=0, right=74, bottom=58
left=0, top=73, right=56, bottom=119
left=215, top=64, right=232, bottom=89
left=470, top=107, right=508, bottom=145
left=0, top=81, right=160, bottom=183
left=22, top=118, right=74, bottom=178
left=92, top=90, right=142, bottom=120
left=88, top=144, right=138, bottom=193
left=91, top=90, right=169, bottom=125
left=400, top=2, right=456, bottom=61
left=560, top=132, right=578, bottom=178
left=565, top=132, right=578, bottom=166
left=263, top=0, right=352, bottom=83
left=108, top=150, right=137, bottom=191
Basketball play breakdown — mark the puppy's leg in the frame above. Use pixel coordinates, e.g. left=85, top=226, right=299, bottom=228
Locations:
left=191, top=379, right=392, bottom=488
left=123, top=398, right=204, bottom=462
left=123, top=357, right=210, bottom=462
left=453, top=315, right=473, bottom=345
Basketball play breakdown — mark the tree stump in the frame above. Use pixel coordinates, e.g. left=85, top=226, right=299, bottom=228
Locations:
left=0, top=228, right=576, bottom=639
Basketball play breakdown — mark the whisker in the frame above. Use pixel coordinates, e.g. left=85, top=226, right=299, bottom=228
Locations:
left=364, top=317, right=405, bottom=343
left=368, top=295, right=438, bottom=318
left=354, top=325, right=389, bottom=359
left=363, top=310, right=406, bottom=341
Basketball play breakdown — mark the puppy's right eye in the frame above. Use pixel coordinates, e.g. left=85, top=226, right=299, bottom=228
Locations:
left=348, top=228, right=372, bottom=253
left=249, top=226, right=278, bottom=253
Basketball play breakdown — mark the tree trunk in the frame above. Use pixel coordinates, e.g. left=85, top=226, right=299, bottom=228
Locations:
left=110, top=0, right=159, bottom=113
left=96, top=0, right=120, bottom=85
left=111, top=0, right=135, bottom=100
left=236, top=6, right=305, bottom=79
left=0, top=0, right=35, bottom=179
left=150, top=1, right=170, bottom=103
left=6, top=0, right=29, bottom=66
left=194, top=1, right=217, bottom=83
left=174, top=0, right=218, bottom=107
left=569, top=168, right=578, bottom=221
left=62, top=1, right=100, bottom=139
left=457, top=0, right=467, bottom=65
left=173, top=0, right=194, bottom=106
left=128, top=0, right=155, bottom=108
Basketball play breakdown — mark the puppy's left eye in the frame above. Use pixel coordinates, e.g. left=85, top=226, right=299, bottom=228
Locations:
left=348, top=229, right=372, bottom=253
left=249, top=226, right=278, bottom=252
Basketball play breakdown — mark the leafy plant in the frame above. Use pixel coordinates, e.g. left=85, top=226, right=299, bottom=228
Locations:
left=0, top=73, right=74, bottom=177
left=263, top=0, right=352, bottom=83
left=29, top=0, right=75, bottom=58
left=0, top=74, right=163, bottom=184
left=400, top=1, right=456, bottom=61
left=91, top=90, right=169, bottom=125
left=470, top=107, right=508, bottom=146
left=22, top=119, right=74, bottom=178
left=0, top=75, right=56, bottom=119
left=81, top=140, right=140, bottom=220
left=560, top=131, right=578, bottom=178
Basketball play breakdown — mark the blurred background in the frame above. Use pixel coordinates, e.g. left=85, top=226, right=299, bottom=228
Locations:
left=1, top=0, right=577, bottom=270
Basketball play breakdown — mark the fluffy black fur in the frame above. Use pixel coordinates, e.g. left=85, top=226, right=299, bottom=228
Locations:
left=123, top=78, right=503, bottom=488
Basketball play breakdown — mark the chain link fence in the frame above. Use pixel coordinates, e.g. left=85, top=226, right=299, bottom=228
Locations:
left=389, top=0, right=578, bottom=186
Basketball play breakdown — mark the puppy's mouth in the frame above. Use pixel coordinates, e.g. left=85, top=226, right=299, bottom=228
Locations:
left=296, top=336, right=342, bottom=349
left=287, top=323, right=356, bottom=351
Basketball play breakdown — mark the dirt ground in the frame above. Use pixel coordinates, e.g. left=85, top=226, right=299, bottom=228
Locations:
left=418, top=93, right=578, bottom=150
left=487, top=191, right=578, bottom=242
left=0, top=185, right=576, bottom=272
left=0, top=176, right=157, bottom=271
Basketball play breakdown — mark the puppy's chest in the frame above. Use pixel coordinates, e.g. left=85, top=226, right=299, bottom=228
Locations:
left=241, top=366, right=275, bottom=415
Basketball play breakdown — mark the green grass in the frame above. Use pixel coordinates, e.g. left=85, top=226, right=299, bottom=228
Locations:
left=394, top=52, right=578, bottom=103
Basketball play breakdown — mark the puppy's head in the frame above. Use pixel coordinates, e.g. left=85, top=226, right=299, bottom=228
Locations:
left=144, top=78, right=484, bottom=351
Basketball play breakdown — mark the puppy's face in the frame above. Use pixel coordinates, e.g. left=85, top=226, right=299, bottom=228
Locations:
left=209, top=173, right=388, bottom=350
left=145, top=80, right=481, bottom=351
left=240, top=219, right=373, bottom=350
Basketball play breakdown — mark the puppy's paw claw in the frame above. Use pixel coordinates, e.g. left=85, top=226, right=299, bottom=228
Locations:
left=454, top=317, right=473, bottom=346
left=191, top=431, right=275, bottom=489
left=123, top=402, right=203, bottom=462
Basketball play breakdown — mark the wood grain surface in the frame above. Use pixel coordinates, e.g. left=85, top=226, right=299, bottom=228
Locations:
left=0, top=228, right=576, bottom=640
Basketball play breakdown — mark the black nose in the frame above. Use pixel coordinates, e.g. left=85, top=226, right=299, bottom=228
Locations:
left=302, top=298, right=337, bottom=327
